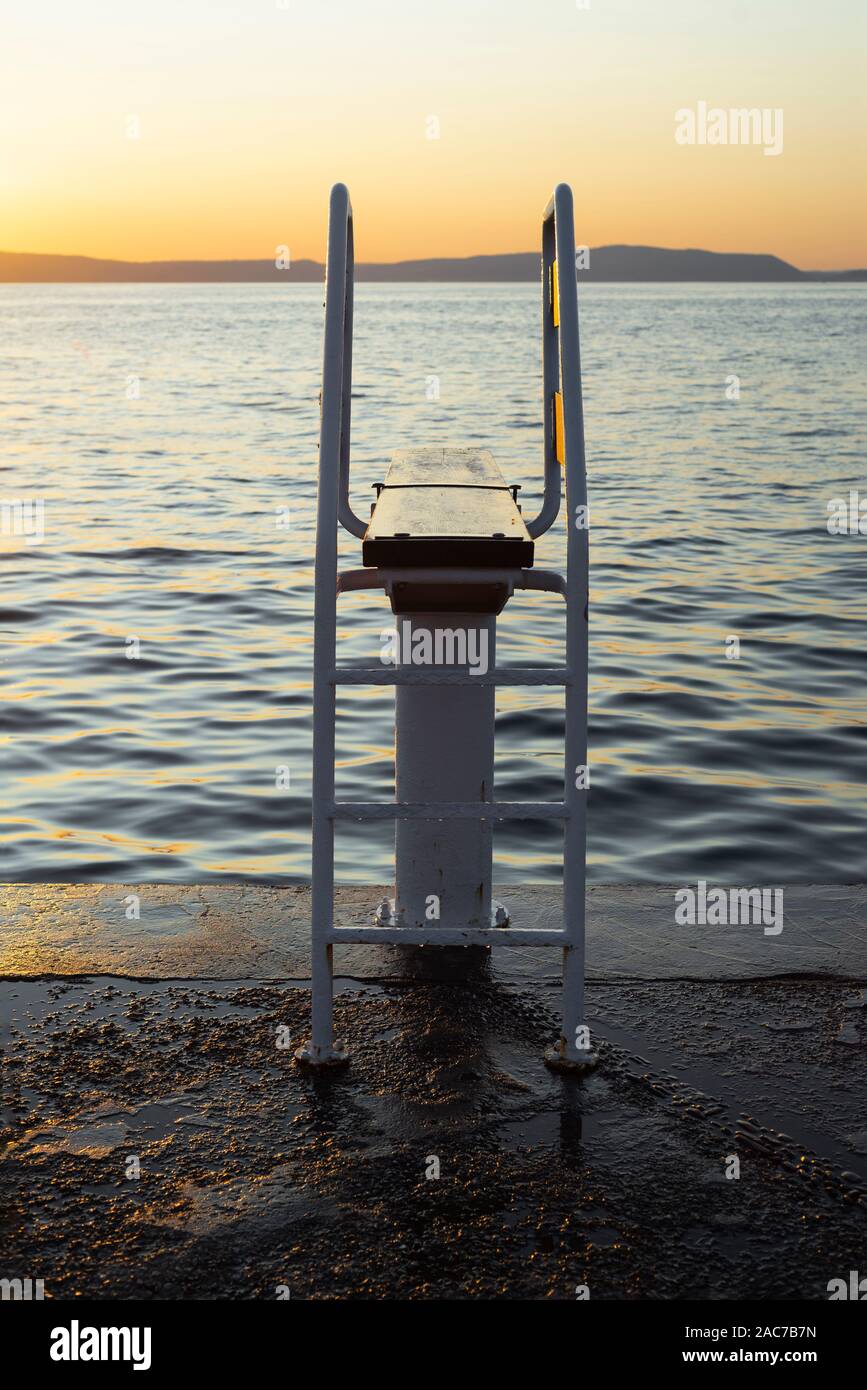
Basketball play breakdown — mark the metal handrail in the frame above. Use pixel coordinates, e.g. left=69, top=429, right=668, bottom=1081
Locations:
left=321, top=183, right=366, bottom=539
left=525, top=183, right=584, bottom=538
left=325, top=181, right=584, bottom=548
left=547, top=182, right=590, bottom=1064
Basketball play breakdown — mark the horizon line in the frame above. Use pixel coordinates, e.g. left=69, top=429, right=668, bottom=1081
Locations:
left=2, top=243, right=865, bottom=275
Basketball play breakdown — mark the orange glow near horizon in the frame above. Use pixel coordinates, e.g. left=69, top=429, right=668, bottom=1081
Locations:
left=2, top=0, right=865, bottom=270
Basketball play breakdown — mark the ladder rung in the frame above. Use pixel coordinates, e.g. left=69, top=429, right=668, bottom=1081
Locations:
left=331, top=801, right=568, bottom=821
left=331, top=666, right=570, bottom=686
left=328, top=926, right=568, bottom=946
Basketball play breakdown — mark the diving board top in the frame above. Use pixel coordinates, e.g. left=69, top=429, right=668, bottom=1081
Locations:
left=384, top=447, right=508, bottom=489
left=362, top=447, right=535, bottom=568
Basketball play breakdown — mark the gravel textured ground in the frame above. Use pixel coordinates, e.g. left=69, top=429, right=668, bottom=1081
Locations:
left=2, top=965, right=865, bottom=1300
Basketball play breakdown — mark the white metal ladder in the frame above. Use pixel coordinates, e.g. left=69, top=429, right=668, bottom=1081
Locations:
left=297, top=183, right=593, bottom=1072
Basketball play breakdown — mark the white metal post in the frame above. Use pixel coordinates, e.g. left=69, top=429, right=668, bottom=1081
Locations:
left=296, top=184, right=354, bottom=1067
left=543, top=184, right=596, bottom=1073
left=387, top=612, right=501, bottom=931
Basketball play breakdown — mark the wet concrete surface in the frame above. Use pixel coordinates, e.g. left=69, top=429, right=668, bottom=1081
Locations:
left=2, top=882, right=864, bottom=981
left=2, top=952, right=865, bottom=1299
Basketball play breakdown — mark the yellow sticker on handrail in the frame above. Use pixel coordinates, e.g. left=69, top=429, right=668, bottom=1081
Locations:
left=551, top=260, right=560, bottom=327
left=553, top=391, right=565, bottom=466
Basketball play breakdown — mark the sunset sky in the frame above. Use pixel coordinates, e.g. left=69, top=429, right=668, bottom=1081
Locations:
left=2, top=0, right=865, bottom=269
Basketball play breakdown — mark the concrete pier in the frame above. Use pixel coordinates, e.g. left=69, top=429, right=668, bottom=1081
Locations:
left=1, top=883, right=865, bottom=1300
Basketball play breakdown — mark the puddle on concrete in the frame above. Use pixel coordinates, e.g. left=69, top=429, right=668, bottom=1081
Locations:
left=7, top=1085, right=240, bottom=1159
left=587, top=987, right=867, bottom=1184
left=152, top=1167, right=310, bottom=1238
left=498, top=1110, right=593, bottom=1152
left=124, top=903, right=206, bottom=939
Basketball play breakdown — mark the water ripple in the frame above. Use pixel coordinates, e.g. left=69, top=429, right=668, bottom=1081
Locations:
left=0, top=281, right=865, bottom=884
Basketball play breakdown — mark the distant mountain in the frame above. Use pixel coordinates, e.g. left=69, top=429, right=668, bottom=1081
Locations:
left=0, top=246, right=864, bottom=283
